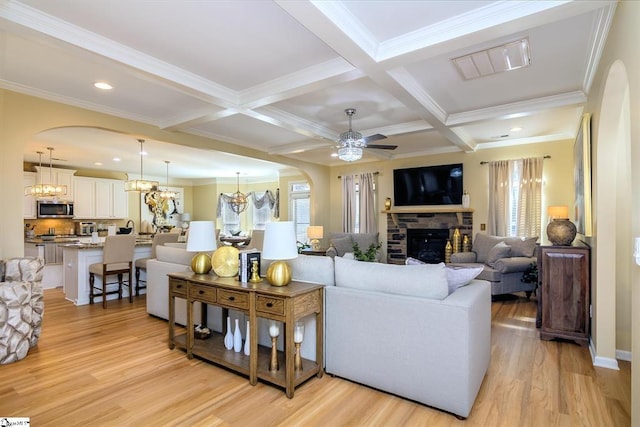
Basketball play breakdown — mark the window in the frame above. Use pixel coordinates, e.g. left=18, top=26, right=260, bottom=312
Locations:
left=220, top=196, right=240, bottom=235
left=289, top=181, right=310, bottom=242
left=251, top=191, right=271, bottom=230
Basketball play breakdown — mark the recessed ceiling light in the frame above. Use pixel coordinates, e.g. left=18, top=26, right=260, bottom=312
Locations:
left=140, top=151, right=148, bottom=156
left=94, top=81, right=113, bottom=90
left=510, top=127, right=523, bottom=132
left=112, top=157, right=121, bottom=162
left=330, top=152, right=338, bottom=158
left=94, top=162, right=103, bottom=166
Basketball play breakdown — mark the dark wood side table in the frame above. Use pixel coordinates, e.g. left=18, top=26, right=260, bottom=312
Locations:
left=537, top=242, right=590, bottom=346
left=167, top=271, right=324, bottom=398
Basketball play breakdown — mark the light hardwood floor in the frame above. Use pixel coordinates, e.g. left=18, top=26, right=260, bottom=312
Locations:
left=0, top=288, right=630, bottom=426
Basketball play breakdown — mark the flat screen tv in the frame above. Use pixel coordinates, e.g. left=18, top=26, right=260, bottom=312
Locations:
left=393, top=163, right=463, bottom=206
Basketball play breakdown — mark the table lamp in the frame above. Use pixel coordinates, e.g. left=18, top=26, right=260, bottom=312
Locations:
left=307, top=226, right=323, bottom=251
left=262, top=221, right=298, bottom=286
left=546, top=205, right=576, bottom=246
left=186, top=221, right=217, bottom=274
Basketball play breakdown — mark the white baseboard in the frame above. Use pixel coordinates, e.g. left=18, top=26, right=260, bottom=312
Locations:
left=589, top=339, right=621, bottom=370
left=615, top=349, right=632, bottom=362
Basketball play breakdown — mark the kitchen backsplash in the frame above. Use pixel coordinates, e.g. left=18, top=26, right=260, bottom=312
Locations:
left=24, top=218, right=128, bottom=236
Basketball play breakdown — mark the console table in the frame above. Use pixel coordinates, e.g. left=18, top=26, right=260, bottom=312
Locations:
left=167, top=271, right=324, bottom=398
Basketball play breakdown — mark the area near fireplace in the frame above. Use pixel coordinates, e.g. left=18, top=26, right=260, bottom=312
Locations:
left=384, top=208, right=473, bottom=264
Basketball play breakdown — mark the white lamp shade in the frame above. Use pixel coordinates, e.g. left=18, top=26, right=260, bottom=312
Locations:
left=186, top=221, right=217, bottom=252
left=262, top=221, right=298, bottom=260
left=307, top=225, right=324, bottom=239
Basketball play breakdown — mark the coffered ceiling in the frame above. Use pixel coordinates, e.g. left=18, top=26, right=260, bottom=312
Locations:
left=0, top=0, right=617, bottom=179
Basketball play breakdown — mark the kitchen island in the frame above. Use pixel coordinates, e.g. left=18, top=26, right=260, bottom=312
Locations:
left=62, top=240, right=152, bottom=305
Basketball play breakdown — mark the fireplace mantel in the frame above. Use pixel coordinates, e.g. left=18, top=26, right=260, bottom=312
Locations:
left=382, top=208, right=474, bottom=227
left=381, top=207, right=474, bottom=214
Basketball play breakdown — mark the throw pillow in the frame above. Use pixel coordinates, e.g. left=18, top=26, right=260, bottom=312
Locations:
left=472, top=234, right=505, bottom=263
left=330, top=236, right=353, bottom=257
left=334, top=256, right=449, bottom=300
left=508, top=236, right=538, bottom=257
left=445, top=266, right=484, bottom=294
left=486, top=241, right=511, bottom=267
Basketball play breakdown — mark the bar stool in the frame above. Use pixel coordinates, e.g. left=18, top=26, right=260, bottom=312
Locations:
left=89, top=234, right=136, bottom=308
left=134, top=233, right=179, bottom=295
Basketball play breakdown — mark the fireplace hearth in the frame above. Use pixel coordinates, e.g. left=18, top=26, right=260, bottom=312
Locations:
left=385, top=209, right=473, bottom=264
left=407, top=228, right=451, bottom=264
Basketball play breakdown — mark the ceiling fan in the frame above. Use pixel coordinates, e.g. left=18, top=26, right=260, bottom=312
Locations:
left=337, top=108, right=398, bottom=151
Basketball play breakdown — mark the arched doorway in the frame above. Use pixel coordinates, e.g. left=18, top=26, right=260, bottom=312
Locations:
left=593, top=60, right=631, bottom=369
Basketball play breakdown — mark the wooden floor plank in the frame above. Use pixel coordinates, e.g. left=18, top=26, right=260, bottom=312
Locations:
left=0, top=288, right=630, bottom=426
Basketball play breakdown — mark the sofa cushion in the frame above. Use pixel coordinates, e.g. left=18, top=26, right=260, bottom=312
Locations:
left=330, top=236, right=353, bottom=256
left=486, top=241, right=511, bottom=267
left=289, top=254, right=335, bottom=286
left=472, top=234, right=505, bottom=263
left=507, top=237, right=538, bottom=257
left=351, top=232, right=379, bottom=250
left=335, top=256, right=448, bottom=300
left=164, top=242, right=187, bottom=249
left=406, top=257, right=483, bottom=294
left=155, top=245, right=194, bottom=266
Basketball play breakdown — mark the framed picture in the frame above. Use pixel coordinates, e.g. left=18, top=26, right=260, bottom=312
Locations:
left=573, top=113, right=592, bottom=236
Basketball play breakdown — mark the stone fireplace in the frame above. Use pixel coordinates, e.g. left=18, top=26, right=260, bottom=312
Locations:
left=385, top=209, right=473, bottom=264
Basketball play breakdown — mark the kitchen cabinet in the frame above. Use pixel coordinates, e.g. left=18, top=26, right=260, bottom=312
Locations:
left=73, top=177, right=128, bottom=219
left=23, top=172, right=37, bottom=218
left=35, top=166, right=76, bottom=200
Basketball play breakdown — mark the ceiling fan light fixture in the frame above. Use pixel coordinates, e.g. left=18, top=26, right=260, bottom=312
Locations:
left=338, top=146, right=363, bottom=162
left=125, top=139, right=159, bottom=192
left=337, top=108, right=366, bottom=162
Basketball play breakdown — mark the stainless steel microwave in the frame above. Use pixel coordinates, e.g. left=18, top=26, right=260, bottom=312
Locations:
left=37, top=201, right=74, bottom=218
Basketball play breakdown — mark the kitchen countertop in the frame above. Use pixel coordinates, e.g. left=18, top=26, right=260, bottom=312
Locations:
left=25, top=236, right=80, bottom=244
left=60, top=240, right=152, bottom=249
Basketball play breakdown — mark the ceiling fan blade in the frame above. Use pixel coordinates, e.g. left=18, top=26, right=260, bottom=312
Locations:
left=52, top=157, right=68, bottom=161
left=366, top=144, right=397, bottom=150
left=365, top=133, right=387, bottom=142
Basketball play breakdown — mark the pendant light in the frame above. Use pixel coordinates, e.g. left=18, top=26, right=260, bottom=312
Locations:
left=125, top=139, right=159, bottom=192
left=24, top=148, right=67, bottom=198
left=229, top=172, right=248, bottom=214
left=156, top=160, right=179, bottom=200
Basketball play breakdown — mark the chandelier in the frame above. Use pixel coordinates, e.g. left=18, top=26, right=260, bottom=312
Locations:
left=229, top=172, right=248, bottom=214
left=125, top=139, right=159, bottom=192
left=24, top=148, right=68, bottom=198
left=155, top=160, right=179, bottom=200
left=338, top=108, right=366, bottom=162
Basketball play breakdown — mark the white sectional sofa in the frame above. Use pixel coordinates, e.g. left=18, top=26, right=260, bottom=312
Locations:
left=145, top=245, right=490, bottom=418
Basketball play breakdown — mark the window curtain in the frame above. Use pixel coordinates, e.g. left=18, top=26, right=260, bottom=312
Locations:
left=488, top=160, right=511, bottom=236
left=516, top=157, right=544, bottom=237
left=216, top=189, right=279, bottom=219
left=342, top=175, right=356, bottom=232
left=359, top=172, right=376, bottom=233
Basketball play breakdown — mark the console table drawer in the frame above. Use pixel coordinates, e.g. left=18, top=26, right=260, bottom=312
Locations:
left=190, top=284, right=216, bottom=303
left=217, top=289, right=249, bottom=310
left=256, top=296, right=285, bottom=316
left=170, top=279, right=187, bottom=297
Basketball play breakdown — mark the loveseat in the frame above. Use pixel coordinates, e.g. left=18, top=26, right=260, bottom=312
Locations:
left=450, top=233, right=538, bottom=297
left=325, top=231, right=381, bottom=260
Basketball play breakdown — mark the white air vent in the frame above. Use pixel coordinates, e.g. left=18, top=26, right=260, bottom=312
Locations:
left=452, top=38, right=531, bottom=80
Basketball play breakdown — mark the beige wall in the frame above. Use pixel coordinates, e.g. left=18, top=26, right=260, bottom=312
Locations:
left=328, top=140, right=575, bottom=256
left=584, top=0, right=639, bottom=417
